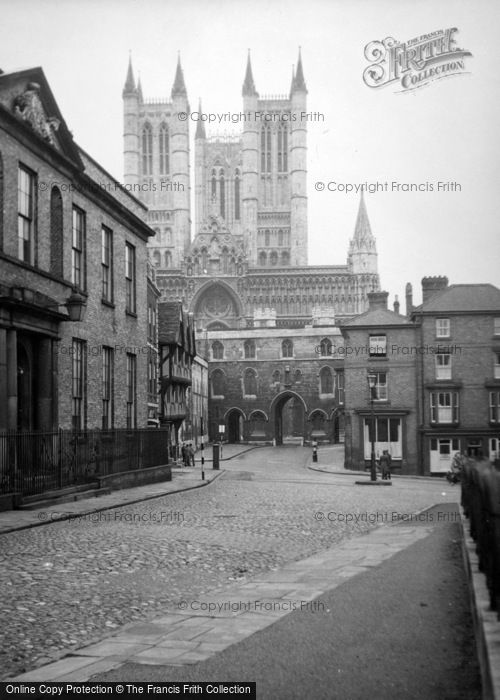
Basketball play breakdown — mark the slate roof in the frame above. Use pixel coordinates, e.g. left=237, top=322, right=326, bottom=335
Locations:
left=342, top=307, right=411, bottom=327
left=414, top=284, right=500, bottom=313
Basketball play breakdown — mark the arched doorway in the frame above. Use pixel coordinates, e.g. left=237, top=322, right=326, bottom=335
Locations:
left=272, top=392, right=306, bottom=445
left=226, top=408, right=244, bottom=443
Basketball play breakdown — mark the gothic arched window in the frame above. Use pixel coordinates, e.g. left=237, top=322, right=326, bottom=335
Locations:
left=152, top=250, right=161, bottom=267
left=234, top=169, right=240, bottom=220
left=261, top=125, right=271, bottom=173
left=270, top=251, right=278, bottom=266
left=294, top=369, right=302, bottom=384
left=50, top=186, right=63, bottom=277
left=219, top=169, right=225, bottom=218
left=211, top=169, right=217, bottom=200
left=320, top=367, right=334, bottom=394
left=244, top=368, right=257, bottom=395
left=259, top=251, right=267, bottom=266
left=142, top=123, right=153, bottom=175
left=244, top=339, right=256, bottom=359
left=164, top=250, right=172, bottom=268
left=264, top=229, right=270, bottom=247
left=211, top=369, right=225, bottom=397
left=277, top=126, right=288, bottom=172
left=281, top=339, right=293, bottom=358
left=281, top=251, right=289, bottom=266
left=278, top=229, right=283, bottom=246
left=212, top=341, right=224, bottom=360
left=320, top=338, right=333, bottom=356
left=272, top=369, right=281, bottom=384
left=159, top=123, right=169, bottom=174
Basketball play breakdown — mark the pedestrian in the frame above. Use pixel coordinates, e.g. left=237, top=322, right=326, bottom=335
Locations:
left=379, top=450, right=392, bottom=480
left=181, top=443, right=188, bottom=467
left=188, top=443, right=195, bottom=466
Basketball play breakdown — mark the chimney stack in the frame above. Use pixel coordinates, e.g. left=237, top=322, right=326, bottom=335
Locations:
left=421, top=276, right=448, bottom=304
left=393, top=295, right=400, bottom=314
left=367, top=291, right=388, bottom=311
left=405, top=283, right=413, bottom=317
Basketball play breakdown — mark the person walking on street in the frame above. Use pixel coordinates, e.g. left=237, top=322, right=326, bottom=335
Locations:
left=180, top=443, right=188, bottom=467
left=379, top=450, right=392, bottom=480
left=188, top=443, right=195, bottom=467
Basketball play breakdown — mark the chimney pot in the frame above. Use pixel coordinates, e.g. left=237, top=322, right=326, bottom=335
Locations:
left=421, top=276, right=448, bottom=303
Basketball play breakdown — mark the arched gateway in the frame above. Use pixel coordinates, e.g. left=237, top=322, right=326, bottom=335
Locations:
left=271, top=391, right=307, bottom=445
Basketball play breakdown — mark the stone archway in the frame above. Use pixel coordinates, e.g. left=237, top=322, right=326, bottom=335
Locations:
left=226, top=408, right=244, bottom=443
left=271, top=391, right=307, bottom=446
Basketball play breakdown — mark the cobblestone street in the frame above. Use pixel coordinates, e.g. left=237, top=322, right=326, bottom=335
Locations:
left=1, top=446, right=459, bottom=680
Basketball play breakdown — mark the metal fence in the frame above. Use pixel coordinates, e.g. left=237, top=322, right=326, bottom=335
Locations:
left=0, top=429, right=171, bottom=498
left=461, top=458, right=500, bottom=617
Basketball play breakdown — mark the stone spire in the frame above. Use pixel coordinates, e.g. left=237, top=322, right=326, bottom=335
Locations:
left=353, top=189, right=373, bottom=243
left=195, top=98, right=206, bottom=139
left=171, top=53, right=187, bottom=97
left=347, top=191, right=378, bottom=275
left=293, top=47, right=307, bottom=93
left=123, top=54, right=136, bottom=95
left=242, top=50, right=258, bottom=97
left=137, top=73, right=143, bottom=102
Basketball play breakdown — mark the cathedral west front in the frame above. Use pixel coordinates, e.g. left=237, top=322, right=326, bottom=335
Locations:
left=123, top=51, right=381, bottom=443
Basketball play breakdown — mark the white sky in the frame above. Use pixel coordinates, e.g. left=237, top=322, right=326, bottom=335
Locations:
left=1, top=0, right=499, bottom=306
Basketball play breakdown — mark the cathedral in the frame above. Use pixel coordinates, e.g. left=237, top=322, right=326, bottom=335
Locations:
left=122, top=51, right=381, bottom=443
left=122, top=51, right=380, bottom=331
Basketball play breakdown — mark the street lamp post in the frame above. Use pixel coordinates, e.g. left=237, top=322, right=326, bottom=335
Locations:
left=367, top=373, right=377, bottom=482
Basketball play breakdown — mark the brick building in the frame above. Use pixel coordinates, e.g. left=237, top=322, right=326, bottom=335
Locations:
left=146, top=261, right=161, bottom=425
left=340, top=292, right=419, bottom=474
left=410, top=278, right=500, bottom=473
left=341, top=280, right=500, bottom=476
left=206, top=312, right=345, bottom=444
left=0, top=67, right=155, bottom=432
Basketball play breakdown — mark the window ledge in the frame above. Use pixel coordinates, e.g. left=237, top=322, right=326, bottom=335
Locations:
left=126, top=310, right=138, bottom=318
left=101, top=299, right=115, bottom=309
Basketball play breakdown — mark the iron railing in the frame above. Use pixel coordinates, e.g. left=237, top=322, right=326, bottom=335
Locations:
left=0, top=428, right=171, bottom=498
left=461, top=458, right=500, bottom=617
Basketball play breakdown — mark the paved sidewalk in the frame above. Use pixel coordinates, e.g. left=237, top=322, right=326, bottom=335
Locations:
left=10, top=503, right=481, bottom=700
left=0, top=445, right=258, bottom=535
left=309, top=444, right=442, bottom=481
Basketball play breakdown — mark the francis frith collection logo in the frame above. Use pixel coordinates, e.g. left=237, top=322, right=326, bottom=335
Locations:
left=363, top=28, right=472, bottom=92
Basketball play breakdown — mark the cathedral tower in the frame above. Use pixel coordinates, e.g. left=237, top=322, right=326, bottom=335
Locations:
left=122, top=55, right=191, bottom=268
left=195, top=50, right=309, bottom=268
left=241, top=51, right=259, bottom=263
left=289, top=49, right=308, bottom=266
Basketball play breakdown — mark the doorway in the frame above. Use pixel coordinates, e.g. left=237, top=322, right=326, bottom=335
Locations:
left=274, top=392, right=305, bottom=445
left=227, top=409, right=244, bottom=443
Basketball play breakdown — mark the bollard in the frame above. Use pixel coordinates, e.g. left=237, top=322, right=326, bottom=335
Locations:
left=312, top=441, right=318, bottom=463
left=213, top=443, right=220, bottom=470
